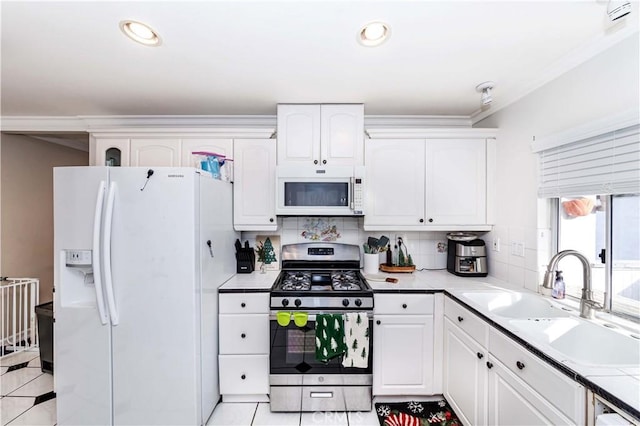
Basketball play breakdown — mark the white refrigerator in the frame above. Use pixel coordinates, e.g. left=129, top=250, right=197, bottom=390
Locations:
left=53, top=167, right=237, bottom=425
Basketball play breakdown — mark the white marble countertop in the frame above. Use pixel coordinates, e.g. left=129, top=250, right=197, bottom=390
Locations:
left=218, top=270, right=278, bottom=292
left=368, top=269, right=640, bottom=417
left=218, top=268, right=639, bottom=417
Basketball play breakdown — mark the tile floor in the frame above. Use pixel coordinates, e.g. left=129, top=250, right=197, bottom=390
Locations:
left=206, top=402, right=381, bottom=426
left=0, top=349, right=56, bottom=426
left=0, top=351, right=397, bottom=426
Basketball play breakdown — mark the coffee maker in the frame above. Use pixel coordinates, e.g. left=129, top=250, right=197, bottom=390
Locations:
left=447, top=235, right=488, bottom=277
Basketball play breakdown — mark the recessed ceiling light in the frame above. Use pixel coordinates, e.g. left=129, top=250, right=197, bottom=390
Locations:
left=358, top=21, right=390, bottom=47
left=119, top=20, right=162, bottom=46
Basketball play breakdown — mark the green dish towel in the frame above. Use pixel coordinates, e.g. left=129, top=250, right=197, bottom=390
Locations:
left=315, top=313, right=347, bottom=362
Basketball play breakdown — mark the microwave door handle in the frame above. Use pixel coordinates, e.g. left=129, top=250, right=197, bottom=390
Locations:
left=349, top=177, right=354, bottom=210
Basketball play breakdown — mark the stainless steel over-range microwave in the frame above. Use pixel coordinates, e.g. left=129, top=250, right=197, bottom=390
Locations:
left=275, top=165, right=365, bottom=216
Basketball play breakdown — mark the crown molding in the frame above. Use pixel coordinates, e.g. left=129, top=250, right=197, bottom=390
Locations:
left=471, top=25, right=640, bottom=125
left=364, top=115, right=472, bottom=128
left=2, top=114, right=475, bottom=134
left=366, top=127, right=497, bottom=139
left=1, top=116, right=87, bottom=132
left=80, top=115, right=277, bottom=131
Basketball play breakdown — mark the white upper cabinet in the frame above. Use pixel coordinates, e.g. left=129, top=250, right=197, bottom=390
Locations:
left=364, top=133, right=495, bottom=230
left=277, top=104, right=320, bottom=165
left=425, top=139, right=486, bottom=225
left=233, top=139, right=277, bottom=231
left=180, top=138, right=233, bottom=168
left=364, top=139, right=426, bottom=227
left=277, top=104, right=364, bottom=166
left=94, top=137, right=131, bottom=166
left=130, top=138, right=182, bottom=167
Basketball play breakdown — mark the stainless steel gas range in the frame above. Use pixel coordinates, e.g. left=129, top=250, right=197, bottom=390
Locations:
left=269, top=243, right=373, bottom=412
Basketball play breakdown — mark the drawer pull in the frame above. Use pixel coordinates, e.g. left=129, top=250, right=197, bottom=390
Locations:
left=241, top=333, right=246, bottom=339
left=486, top=362, right=493, bottom=369
left=457, top=316, right=464, bottom=322
left=402, top=303, right=407, bottom=309
left=376, top=320, right=381, bottom=325
left=241, top=302, right=246, bottom=308
left=477, top=352, right=484, bottom=359
left=516, top=361, right=525, bottom=370
left=310, top=391, right=333, bottom=398
left=241, top=374, right=246, bottom=380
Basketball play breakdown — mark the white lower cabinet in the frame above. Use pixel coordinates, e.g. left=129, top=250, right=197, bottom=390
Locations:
left=218, top=293, right=270, bottom=402
left=443, top=316, right=488, bottom=426
left=218, top=355, right=269, bottom=395
left=444, top=297, right=586, bottom=426
left=373, top=294, right=436, bottom=395
left=487, top=356, right=574, bottom=426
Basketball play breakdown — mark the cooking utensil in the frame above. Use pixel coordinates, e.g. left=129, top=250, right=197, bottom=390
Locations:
left=377, top=235, right=389, bottom=249
left=365, top=275, right=399, bottom=283
left=367, top=237, right=379, bottom=248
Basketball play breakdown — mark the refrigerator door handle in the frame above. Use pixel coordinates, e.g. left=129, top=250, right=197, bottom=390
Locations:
left=92, top=181, right=109, bottom=325
left=103, top=181, right=120, bottom=325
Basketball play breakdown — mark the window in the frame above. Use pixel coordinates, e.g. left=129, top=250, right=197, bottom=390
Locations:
left=534, top=112, right=640, bottom=321
left=556, top=194, right=640, bottom=319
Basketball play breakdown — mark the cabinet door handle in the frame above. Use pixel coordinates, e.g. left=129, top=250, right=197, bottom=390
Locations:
left=241, top=333, right=246, bottom=339
left=241, top=374, right=246, bottom=380
left=314, top=160, right=318, bottom=165
left=457, top=316, right=464, bottom=322
left=516, top=361, right=525, bottom=370
left=486, top=362, right=493, bottom=369
left=376, top=320, right=381, bottom=325
left=241, top=302, right=246, bottom=308
left=477, top=352, right=484, bottom=359
left=428, top=218, right=434, bottom=223
left=419, top=218, right=424, bottom=223
left=402, top=303, right=407, bottom=309
left=322, top=159, right=327, bottom=165
left=269, top=218, right=274, bottom=223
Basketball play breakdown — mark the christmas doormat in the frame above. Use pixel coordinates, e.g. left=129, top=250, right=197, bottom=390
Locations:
left=375, top=400, right=461, bottom=426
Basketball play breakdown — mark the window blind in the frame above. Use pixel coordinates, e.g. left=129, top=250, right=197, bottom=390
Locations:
left=538, top=124, right=640, bottom=198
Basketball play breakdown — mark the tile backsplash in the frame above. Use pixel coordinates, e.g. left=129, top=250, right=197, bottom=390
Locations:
left=240, top=217, right=452, bottom=270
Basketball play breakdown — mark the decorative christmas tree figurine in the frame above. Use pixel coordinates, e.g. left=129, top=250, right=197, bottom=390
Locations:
left=262, top=237, right=277, bottom=264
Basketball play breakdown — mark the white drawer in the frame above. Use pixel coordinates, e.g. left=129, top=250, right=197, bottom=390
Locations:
left=444, top=297, right=489, bottom=347
left=219, top=314, right=269, bottom=354
left=374, top=294, right=434, bottom=315
left=489, top=328, right=585, bottom=423
left=219, top=355, right=269, bottom=395
left=219, top=293, right=269, bottom=314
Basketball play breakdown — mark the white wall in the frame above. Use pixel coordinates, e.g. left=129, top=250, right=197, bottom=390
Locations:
left=242, top=218, right=451, bottom=270
left=475, top=34, right=640, bottom=291
left=0, top=133, right=88, bottom=301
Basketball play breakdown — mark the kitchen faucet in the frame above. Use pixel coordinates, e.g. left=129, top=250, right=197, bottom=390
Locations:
left=542, top=250, right=602, bottom=319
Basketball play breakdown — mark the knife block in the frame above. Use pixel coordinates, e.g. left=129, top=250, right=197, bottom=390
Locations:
left=236, top=249, right=255, bottom=274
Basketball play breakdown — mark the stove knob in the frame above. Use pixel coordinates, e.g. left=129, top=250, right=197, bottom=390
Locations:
left=281, top=299, right=289, bottom=307
left=355, top=299, right=362, bottom=307
left=342, top=299, right=350, bottom=307
left=294, top=299, right=302, bottom=307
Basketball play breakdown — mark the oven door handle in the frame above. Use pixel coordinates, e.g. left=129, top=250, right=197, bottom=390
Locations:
left=269, top=312, right=373, bottom=321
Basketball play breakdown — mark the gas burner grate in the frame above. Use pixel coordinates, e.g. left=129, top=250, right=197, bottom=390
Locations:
left=280, top=271, right=311, bottom=291
left=331, top=270, right=362, bottom=291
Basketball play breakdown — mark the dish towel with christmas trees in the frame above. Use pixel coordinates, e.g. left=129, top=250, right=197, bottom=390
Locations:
left=342, top=312, right=370, bottom=368
left=315, top=314, right=347, bottom=362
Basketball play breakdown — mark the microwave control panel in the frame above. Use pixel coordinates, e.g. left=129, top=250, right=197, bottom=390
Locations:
left=352, top=177, right=364, bottom=214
